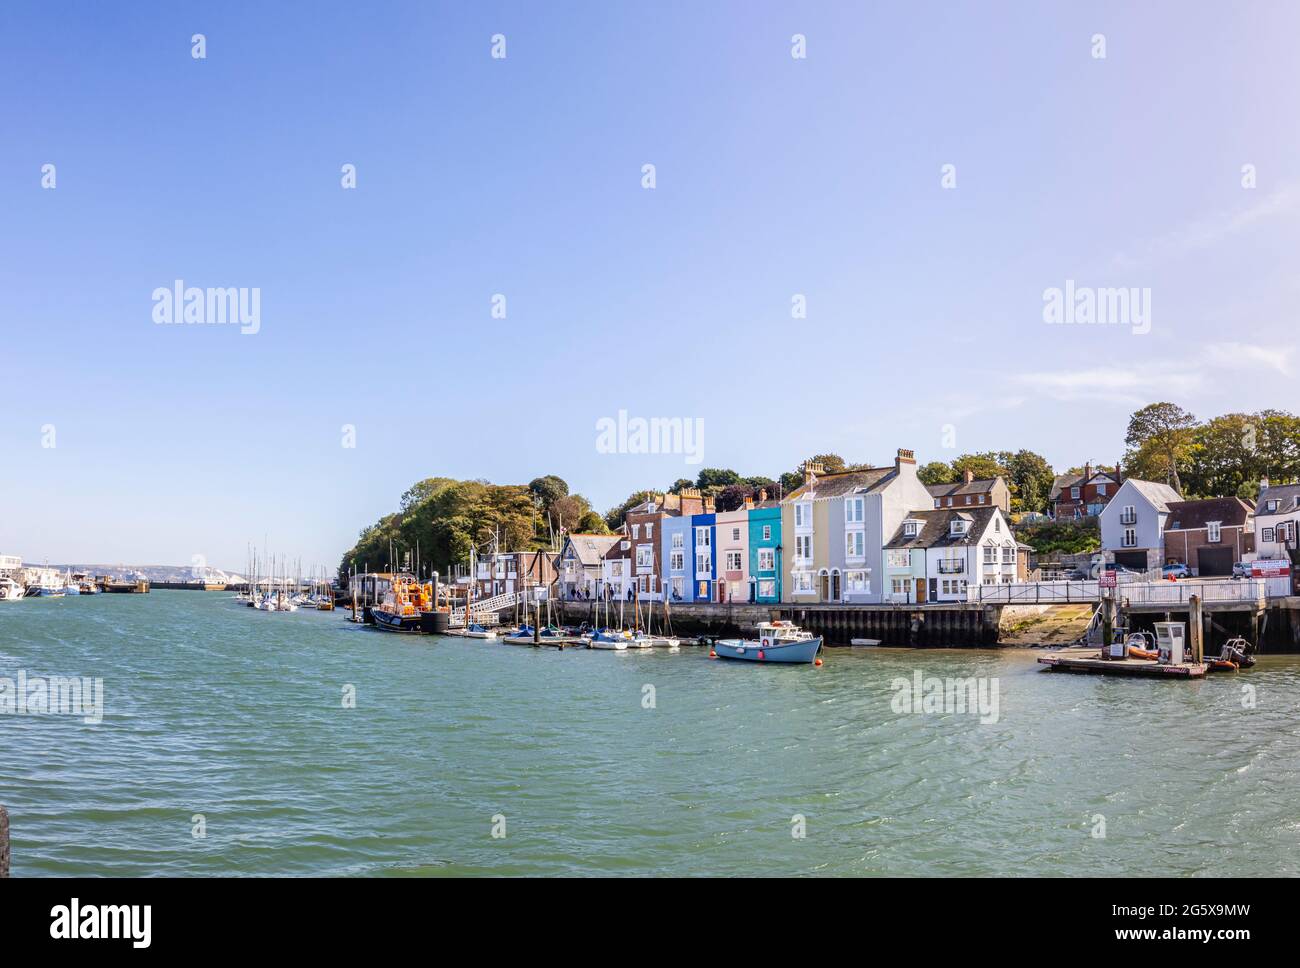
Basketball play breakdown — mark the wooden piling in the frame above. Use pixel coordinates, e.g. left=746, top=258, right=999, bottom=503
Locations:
left=1189, top=594, right=1204, bottom=664
left=1, top=804, right=9, bottom=877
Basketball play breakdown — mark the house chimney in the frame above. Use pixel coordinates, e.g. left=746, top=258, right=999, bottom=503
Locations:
left=963, top=468, right=974, bottom=484
left=894, top=448, right=916, bottom=474
left=703, top=495, right=716, bottom=513
left=758, top=488, right=768, bottom=503
left=1083, top=462, right=1091, bottom=481
left=678, top=487, right=703, bottom=517
left=1115, top=460, right=1121, bottom=485
left=1261, top=476, right=1270, bottom=492
left=802, top=461, right=824, bottom=486
left=743, top=495, right=754, bottom=510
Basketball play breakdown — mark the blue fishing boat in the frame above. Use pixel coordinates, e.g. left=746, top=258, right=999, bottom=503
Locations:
left=713, top=621, right=823, bottom=664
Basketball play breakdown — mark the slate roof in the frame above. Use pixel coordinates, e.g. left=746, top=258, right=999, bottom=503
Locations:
left=926, top=478, right=1000, bottom=499
left=884, top=507, right=1006, bottom=550
left=1257, top=484, right=1300, bottom=516
left=783, top=467, right=895, bottom=502
left=1124, top=479, right=1183, bottom=512
left=563, top=533, right=621, bottom=565
left=1164, top=498, right=1253, bottom=531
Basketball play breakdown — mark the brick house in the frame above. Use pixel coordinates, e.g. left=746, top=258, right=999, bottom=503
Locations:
left=1049, top=463, right=1122, bottom=519
left=926, top=469, right=1011, bottom=513
left=1161, top=498, right=1255, bottom=576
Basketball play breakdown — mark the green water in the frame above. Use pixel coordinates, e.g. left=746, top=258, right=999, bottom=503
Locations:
left=2, top=591, right=1299, bottom=876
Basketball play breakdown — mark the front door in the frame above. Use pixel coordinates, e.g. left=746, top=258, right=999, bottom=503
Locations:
left=916, top=578, right=926, bottom=603
left=819, top=573, right=830, bottom=599
left=831, top=571, right=841, bottom=600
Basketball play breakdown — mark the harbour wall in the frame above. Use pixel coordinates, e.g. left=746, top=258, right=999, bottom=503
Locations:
left=551, top=600, right=1002, bottom=647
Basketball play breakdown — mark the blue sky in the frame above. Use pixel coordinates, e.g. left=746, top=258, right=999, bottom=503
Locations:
left=3, top=1, right=1298, bottom=570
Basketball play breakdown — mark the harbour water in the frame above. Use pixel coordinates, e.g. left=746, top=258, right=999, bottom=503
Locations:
left=3, top=592, right=1299, bottom=877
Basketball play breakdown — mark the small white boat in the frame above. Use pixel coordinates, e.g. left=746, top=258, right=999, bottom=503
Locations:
left=0, top=577, right=24, bottom=601
left=464, top=623, right=497, bottom=639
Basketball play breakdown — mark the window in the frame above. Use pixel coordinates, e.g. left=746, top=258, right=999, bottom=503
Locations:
left=845, top=531, right=864, bottom=558
left=978, top=494, right=985, bottom=504
left=725, top=551, right=743, bottom=571
left=632, top=524, right=640, bottom=539
left=994, top=517, right=1001, bottom=532
left=795, top=502, right=812, bottom=528
left=695, top=527, right=710, bottom=548
left=1071, top=486, right=1080, bottom=499
left=950, top=519, right=968, bottom=536
left=891, top=577, right=908, bottom=597
left=845, top=497, right=864, bottom=523
left=794, top=571, right=814, bottom=594
left=1122, top=528, right=1136, bottom=548
left=1097, top=484, right=1107, bottom=496
left=1002, top=547, right=1016, bottom=563
left=796, top=535, right=813, bottom=561
left=946, top=497, right=953, bottom=507
left=611, top=562, right=623, bottom=577
left=1207, top=521, right=1221, bottom=543
left=731, top=527, right=741, bottom=541
left=887, top=550, right=910, bottom=568
left=672, top=532, right=683, bottom=550
left=1266, top=500, right=1278, bottom=513
left=903, top=520, right=917, bottom=537
left=845, top=571, right=869, bottom=594
left=983, top=546, right=996, bottom=564
left=636, top=546, right=654, bottom=568
left=758, top=579, right=775, bottom=599
left=933, top=498, right=940, bottom=509
left=670, top=551, right=684, bottom=571
left=965, top=496, right=972, bottom=505
left=757, top=548, right=775, bottom=571
left=695, top=553, right=711, bottom=575
left=762, top=525, right=771, bottom=541
left=1262, top=527, right=1275, bottom=543
left=646, top=523, right=653, bottom=538
left=671, top=577, right=684, bottom=598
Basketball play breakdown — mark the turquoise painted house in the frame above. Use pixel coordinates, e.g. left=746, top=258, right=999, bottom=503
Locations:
left=747, top=498, right=782, bottom=603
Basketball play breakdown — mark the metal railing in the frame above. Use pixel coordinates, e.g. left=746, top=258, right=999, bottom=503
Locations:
left=938, top=560, right=965, bottom=574
left=966, top=578, right=1267, bottom=606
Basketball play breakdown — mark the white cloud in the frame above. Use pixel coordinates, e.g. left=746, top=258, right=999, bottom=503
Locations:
left=1113, top=187, right=1299, bottom=269
left=1017, top=342, right=1290, bottom=406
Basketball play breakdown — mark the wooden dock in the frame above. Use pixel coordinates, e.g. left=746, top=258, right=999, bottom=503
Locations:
left=1037, top=648, right=1206, bottom=678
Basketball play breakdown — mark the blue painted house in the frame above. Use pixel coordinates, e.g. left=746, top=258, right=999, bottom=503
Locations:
left=747, top=494, right=782, bottom=603
left=689, top=512, right=716, bottom=602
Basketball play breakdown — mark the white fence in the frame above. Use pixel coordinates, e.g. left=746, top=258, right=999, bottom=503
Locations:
left=968, top=578, right=1267, bottom=607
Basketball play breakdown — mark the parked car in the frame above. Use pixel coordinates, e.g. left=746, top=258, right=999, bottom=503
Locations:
left=1232, top=561, right=1252, bottom=580
left=1161, top=563, right=1192, bottom=580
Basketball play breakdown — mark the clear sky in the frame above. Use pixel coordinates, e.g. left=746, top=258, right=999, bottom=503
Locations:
left=3, top=1, right=1298, bottom=571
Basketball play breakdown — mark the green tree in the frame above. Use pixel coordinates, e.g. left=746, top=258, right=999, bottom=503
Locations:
left=1124, top=402, right=1198, bottom=492
left=1000, top=450, right=1054, bottom=513
left=918, top=461, right=956, bottom=486
left=694, top=468, right=741, bottom=491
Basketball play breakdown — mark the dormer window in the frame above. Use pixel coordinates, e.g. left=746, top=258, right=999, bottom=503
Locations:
left=1266, top=500, right=1278, bottom=513
left=903, top=521, right=918, bottom=537
left=950, top=520, right=968, bottom=536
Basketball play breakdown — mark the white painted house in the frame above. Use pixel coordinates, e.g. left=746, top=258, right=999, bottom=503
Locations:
left=1253, top=482, right=1300, bottom=563
left=883, top=506, right=1017, bottom=603
left=1099, top=478, right=1183, bottom=571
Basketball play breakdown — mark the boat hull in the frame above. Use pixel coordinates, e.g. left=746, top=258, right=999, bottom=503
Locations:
left=714, top=636, right=823, bottom=664
left=372, top=608, right=423, bottom=633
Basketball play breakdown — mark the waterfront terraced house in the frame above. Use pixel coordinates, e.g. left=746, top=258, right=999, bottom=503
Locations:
left=1253, top=481, right=1300, bottom=566
left=1161, top=497, right=1255, bottom=576
left=1098, top=478, right=1182, bottom=571
left=659, top=488, right=709, bottom=602
left=747, top=490, right=782, bottom=603
left=713, top=504, right=750, bottom=603
left=557, top=532, right=621, bottom=599
left=1048, top=463, right=1121, bottom=520
left=624, top=493, right=678, bottom=601
left=601, top=537, right=635, bottom=600
left=781, top=449, right=932, bottom=604
left=926, top=469, right=1011, bottom=513
left=884, top=506, right=1017, bottom=603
